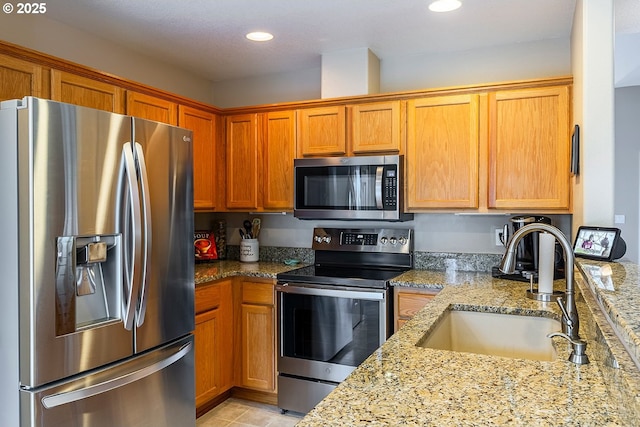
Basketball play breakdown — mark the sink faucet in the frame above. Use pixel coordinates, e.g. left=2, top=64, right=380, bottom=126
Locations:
left=499, top=223, right=589, bottom=365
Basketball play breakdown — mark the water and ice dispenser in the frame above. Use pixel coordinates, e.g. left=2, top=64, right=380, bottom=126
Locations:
left=55, top=234, right=122, bottom=335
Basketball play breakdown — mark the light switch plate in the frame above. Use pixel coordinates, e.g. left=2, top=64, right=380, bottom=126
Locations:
left=615, top=214, right=626, bottom=224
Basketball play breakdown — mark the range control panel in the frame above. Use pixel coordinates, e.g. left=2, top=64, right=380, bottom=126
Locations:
left=311, top=227, right=413, bottom=254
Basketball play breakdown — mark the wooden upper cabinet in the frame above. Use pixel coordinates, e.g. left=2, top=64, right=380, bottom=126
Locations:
left=179, top=106, right=217, bottom=210
left=297, top=106, right=346, bottom=157
left=0, top=53, right=46, bottom=101
left=350, top=101, right=402, bottom=154
left=51, top=70, right=124, bottom=113
left=226, top=114, right=259, bottom=209
left=488, top=86, right=571, bottom=210
left=126, top=91, right=177, bottom=125
left=262, top=111, right=295, bottom=210
left=406, top=94, right=480, bottom=209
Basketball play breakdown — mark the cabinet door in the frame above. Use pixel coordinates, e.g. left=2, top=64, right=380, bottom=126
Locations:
left=239, top=280, right=275, bottom=392
left=263, top=111, right=295, bottom=210
left=394, top=288, right=438, bottom=332
left=51, top=70, right=125, bottom=113
left=0, top=53, right=44, bottom=101
left=240, top=303, right=275, bottom=392
left=126, top=91, right=177, bottom=125
left=350, top=101, right=401, bottom=154
left=297, top=106, right=346, bottom=157
left=194, top=280, right=233, bottom=411
left=488, top=86, right=571, bottom=210
left=226, top=114, right=259, bottom=209
left=406, top=94, right=480, bottom=209
left=179, top=106, right=217, bottom=210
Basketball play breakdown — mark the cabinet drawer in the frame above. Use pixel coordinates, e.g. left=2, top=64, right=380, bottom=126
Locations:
left=195, top=283, right=221, bottom=314
left=397, top=292, right=437, bottom=319
left=242, top=281, right=274, bottom=305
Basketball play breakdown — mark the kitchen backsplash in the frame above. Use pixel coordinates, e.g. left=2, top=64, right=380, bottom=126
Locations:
left=223, top=245, right=501, bottom=272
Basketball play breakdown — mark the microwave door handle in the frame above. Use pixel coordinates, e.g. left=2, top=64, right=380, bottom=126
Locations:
left=375, top=166, right=384, bottom=209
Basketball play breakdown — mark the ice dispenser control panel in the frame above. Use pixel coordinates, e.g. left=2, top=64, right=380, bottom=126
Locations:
left=55, top=234, right=122, bottom=335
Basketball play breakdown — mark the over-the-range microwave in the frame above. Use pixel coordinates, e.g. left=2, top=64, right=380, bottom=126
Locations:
left=293, top=155, right=413, bottom=221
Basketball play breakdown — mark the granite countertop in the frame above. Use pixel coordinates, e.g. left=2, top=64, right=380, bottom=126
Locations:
left=194, top=260, right=301, bottom=284
left=296, top=261, right=640, bottom=426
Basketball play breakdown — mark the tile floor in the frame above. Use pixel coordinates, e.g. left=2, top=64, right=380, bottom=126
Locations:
left=196, top=398, right=302, bottom=427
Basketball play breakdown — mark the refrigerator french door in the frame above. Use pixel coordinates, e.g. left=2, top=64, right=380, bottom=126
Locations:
left=0, top=97, right=195, bottom=427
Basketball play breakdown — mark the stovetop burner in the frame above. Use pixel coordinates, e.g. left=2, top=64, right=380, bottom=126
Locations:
left=276, top=227, right=414, bottom=289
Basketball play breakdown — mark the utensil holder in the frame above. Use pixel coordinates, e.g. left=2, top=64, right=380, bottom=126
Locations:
left=240, top=239, right=259, bottom=262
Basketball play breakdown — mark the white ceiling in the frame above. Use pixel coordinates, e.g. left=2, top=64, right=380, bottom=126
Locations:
left=45, top=0, right=640, bottom=85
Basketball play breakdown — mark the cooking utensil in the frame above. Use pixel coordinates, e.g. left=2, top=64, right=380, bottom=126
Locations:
left=252, top=218, right=261, bottom=239
left=243, top=220, right=253, bottom=238
left=239, top=228, right=246, bottom=239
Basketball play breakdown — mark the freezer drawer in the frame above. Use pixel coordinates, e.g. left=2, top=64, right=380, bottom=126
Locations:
left=20, top=336, right=194, bottom=427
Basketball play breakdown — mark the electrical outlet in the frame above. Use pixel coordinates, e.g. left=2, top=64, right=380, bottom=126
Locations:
left=495, top=228, right=503, bottom=246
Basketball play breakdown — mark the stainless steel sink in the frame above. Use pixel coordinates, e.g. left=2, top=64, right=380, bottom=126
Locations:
left=416, top=309, right=561, bottom=361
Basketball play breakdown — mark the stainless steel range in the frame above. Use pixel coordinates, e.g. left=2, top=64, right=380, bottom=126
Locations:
left=276, top=227, right=413, bottom=414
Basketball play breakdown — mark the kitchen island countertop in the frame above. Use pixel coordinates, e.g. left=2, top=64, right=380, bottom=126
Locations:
left=296, top=260, right=640, bottom=426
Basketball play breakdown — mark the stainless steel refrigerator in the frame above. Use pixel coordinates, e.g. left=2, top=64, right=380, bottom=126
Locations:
left=0, top=97, right=195, bottom=426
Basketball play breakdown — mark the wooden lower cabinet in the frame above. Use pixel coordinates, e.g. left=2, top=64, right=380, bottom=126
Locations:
left=394, top=287, right=439, bottom=332
left=238, top=279, right=276, bottom=393
left=195, top=279, right=233, bottom=414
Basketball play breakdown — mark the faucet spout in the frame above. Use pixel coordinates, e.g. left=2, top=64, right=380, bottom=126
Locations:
left=499, top=223, right=580, bottom=340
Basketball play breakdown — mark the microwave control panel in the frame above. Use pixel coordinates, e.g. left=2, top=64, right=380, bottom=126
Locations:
left=383, top=167, right=397, bottom=209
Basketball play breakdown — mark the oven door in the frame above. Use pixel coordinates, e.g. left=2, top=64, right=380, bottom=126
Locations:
left=276, top=282, right=389, bottom=385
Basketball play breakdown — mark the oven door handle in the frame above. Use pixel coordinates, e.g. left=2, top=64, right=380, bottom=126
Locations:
left=276, top=283, right=385, bottom=301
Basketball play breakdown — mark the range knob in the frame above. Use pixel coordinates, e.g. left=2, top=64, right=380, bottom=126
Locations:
left=380, top=237, right=389, bottom=245
left=322, top=236, right=332, bottom=243
left=389, top=237, right=397, bottom=245
left=314, top=235, right=323, bottom=243
left=399, top=236, right=408, bottom=245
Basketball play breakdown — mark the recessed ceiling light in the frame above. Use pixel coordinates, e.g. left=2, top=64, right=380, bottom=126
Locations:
left=246, top=31, right=274, bottom=42
left=428, top=0, right=461, bottom=12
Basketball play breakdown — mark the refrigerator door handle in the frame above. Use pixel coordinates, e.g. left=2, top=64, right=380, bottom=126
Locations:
left=41, top=340, right=193, bottom=409
left=134, top=142, right=152, bottom=327
left=117, top=143, right=143, bottom=331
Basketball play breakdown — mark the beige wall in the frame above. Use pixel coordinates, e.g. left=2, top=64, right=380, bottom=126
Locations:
left=571, top=0, right=615, bottom=238
left=0, top=15, right=214, bottom=104
left=213, top=38, right=571, bottom=108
